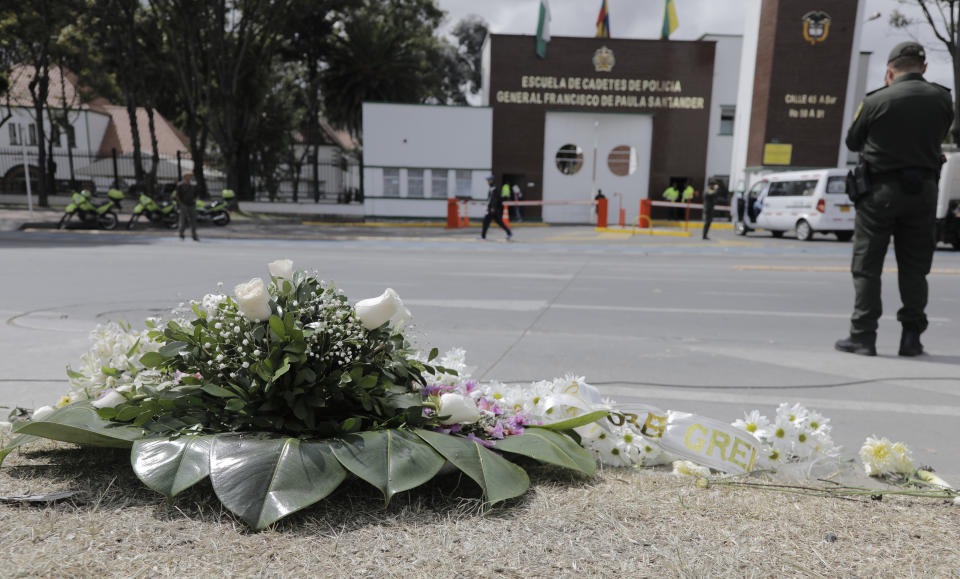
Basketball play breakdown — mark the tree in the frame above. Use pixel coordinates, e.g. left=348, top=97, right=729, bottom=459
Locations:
left=148, top=0, right=214, bottom=196
left=279, top=0, right=345, bottom=201
left=206, top=0, right=293, bottom=200
left=891, top=1, right=960, bottom=143
left=320, top=0, right=462, bottom=136
left=0, top=0, right=85, bottom=206
left=451, top=15, right=488, bottom=97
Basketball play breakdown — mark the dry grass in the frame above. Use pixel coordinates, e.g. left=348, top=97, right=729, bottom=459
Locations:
left=1, top=439, right=958, bottom=577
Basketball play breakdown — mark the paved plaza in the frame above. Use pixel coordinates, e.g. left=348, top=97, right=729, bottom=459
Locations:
left=2, top=216, right=959, bottom=479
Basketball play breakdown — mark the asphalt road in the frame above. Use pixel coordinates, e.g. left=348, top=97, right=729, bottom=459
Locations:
left=2, top=221, right=959, bottom=480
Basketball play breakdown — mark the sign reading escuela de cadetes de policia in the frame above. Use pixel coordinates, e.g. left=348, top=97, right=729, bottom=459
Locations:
left=747, top=0, right=860, bottom=168
left=487, top=34, right=715, bottom=207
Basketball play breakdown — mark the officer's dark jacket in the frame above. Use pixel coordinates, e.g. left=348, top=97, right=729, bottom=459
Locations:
left=846, top=71, right=953, bottom=173
left=486, top=185, right=502, bottom=212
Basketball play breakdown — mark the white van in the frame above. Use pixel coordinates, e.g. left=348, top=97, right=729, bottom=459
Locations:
left=732, top=168, right=855, bottom=241
left=937, top=153, right=960, bottom=250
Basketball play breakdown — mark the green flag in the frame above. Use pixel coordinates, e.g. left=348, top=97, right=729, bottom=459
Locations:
left=536, top=0, right=551, bottom=59
left=661, top=0, right=678, bottom=39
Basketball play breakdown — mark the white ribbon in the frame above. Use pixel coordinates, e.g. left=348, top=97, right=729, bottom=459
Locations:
left=656, top=411, right=763, bottom=474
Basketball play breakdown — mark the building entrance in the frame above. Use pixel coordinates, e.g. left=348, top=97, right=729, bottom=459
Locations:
left=541, top=111, right=652, bottom=224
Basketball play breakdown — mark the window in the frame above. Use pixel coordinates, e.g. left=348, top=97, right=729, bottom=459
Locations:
left=719, top=106, right=735, bottom=136
left=826, top=176, right=846, bottom=194
left=555, top=144, right=584, bottom=175
left=50, top=125, right=61, bottom=148
left=66, top=125, right=76, bottom=148
left=767, top=179, right=819, bottom=197
left=27, top=124, right=37, bottom=146
left=455, top=170, right=472, bottom=197
left=607, top=145, right=638, bottom=176
left=407, top=168, right=424, bottom=197
left=430, top=169, right=448, bottom=198
left=383, top=168, right=400, bottom=197
left=8, top=124, right=19, bottom=146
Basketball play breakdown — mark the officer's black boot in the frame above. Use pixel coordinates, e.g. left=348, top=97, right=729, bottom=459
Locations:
left=834, top=334, right=877, bottom=356
left=898, top=329, right=925, bottom=357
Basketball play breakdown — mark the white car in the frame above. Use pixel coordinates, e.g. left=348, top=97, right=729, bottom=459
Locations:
left=732, top=168, right=855, bottom=241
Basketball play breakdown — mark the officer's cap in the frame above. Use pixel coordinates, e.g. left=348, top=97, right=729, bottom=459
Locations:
left=888, top=41, right=925, bottom=63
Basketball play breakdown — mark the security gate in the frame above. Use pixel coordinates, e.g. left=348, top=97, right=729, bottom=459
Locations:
left=541, top=111, right=653, bottom=224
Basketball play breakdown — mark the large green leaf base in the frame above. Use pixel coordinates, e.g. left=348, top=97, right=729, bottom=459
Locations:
left=1, top=404, right=601, bottom=530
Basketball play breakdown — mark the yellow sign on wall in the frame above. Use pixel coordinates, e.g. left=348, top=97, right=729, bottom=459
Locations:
left=763, top=143, right=793, bottom=165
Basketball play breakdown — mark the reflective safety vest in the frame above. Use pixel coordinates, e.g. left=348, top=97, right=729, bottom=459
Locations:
left=501, top=184, right=511, bottom=198
left=682, top=186, right=695, bottom=201
left=663, top=186, right=679, bottom=202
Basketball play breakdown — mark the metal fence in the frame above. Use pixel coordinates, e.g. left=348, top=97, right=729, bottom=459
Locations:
left=0, top=146, right=360, bottom=203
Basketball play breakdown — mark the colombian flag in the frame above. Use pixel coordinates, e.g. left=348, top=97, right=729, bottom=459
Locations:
left=661, top=0, right=678, bottom=39
left=596, top=0, right=611, bottom=38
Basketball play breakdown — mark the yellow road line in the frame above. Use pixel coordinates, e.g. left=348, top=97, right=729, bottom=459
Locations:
left=595, top=227, right=692, bottom=237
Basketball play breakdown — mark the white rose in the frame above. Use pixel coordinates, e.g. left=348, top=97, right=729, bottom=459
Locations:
left=32, top=405, right=55, bottom=421
left=234, top=278, right=273, bottom=321
left=354, top=288, right=412, bottom=330
left=268, top=259, right=294, bottom=280
left=437, top=393, right=481, bottom=425
left=92, top=390, right=127, bottom=409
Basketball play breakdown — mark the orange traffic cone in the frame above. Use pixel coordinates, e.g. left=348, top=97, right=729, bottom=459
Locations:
left=502, top=205, right=511, bottom=229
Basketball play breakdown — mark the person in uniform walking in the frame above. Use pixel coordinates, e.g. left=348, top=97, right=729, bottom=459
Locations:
left=479, top=175, right=513, bottom=240
left=174, top=171, right=200, bottom=242
left=835, top=42, right=953, bottom=357
left=702, top=180, right=719, bottom=240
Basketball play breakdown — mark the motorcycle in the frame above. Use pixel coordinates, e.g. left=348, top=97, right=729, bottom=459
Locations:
left=57, top=189, right=124, bottom=230
left=195, top=189, right=234, bottom=226
left=127, top=191, right=179, bottom=230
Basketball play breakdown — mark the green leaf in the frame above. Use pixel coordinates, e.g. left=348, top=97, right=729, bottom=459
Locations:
left=225, top=399, right=246, bottom=412
left=331, top=430, right=445, bottom=506
left=0, top=433, right=41, bottom=466
left=209, top=434, right=347, bottom=530
left=202, top=384, right=237, bottom=398
left=139, top=352, right=167, bottom=368
left=115, top=406, right=142, bottom=422
left=414, top=429, right=529, bottom=504
left=536, top=410, right=609, bottom=432
left=12, top=404, right=146, bottom=448
left=269, top=315, right=285, bottom=339
left=132, top=435, right=214, bottom=496
left=356, top=375, right=378, bottom=390
left=125, top=337, right=143, bottom=359
left=494, top=429, right=597, bottom=476
left=272, top=358, right=291, bottom=381
left=66, top=367, right=85, bottom=379
left=159, top=341, right=190, bottom=358
left=428, top=347, right=439, bottom=362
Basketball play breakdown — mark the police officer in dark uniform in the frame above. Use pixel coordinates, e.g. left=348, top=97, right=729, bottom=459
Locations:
left=835, top=42, right=953, bottom=357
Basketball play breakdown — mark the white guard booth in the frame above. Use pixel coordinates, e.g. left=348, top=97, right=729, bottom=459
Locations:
left=542, top=111, right=652, bottom=224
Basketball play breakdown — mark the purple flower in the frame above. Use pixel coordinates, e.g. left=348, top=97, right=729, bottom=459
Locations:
left=466, top=433, right=495, bottom=448
left=464, top=380, right=477, bottom=394
left=486, top=422, right=505, bottom=439
left=422, top=383, right=455, bottom=397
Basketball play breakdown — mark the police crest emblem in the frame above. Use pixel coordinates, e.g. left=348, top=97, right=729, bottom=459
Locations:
left=593, top=46, right=615, bottom=72
left=802, top=11, right=831, bottom=45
